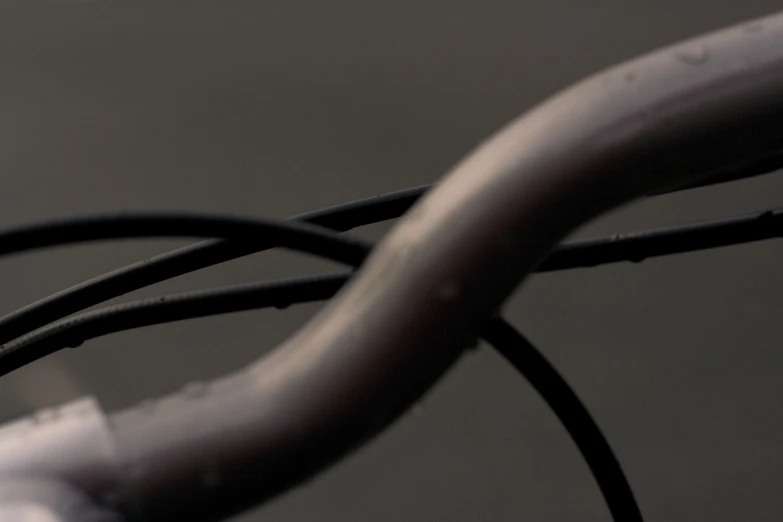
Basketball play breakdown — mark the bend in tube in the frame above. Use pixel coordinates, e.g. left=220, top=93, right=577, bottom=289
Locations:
left=1, top=127, right=778, bottom=348
left=108, top=11, right=783, bottom=522
left=8, top=203, right=783, bottom=377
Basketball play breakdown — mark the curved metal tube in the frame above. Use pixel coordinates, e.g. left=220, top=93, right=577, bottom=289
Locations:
left=107, top=11, right=783, bottom=522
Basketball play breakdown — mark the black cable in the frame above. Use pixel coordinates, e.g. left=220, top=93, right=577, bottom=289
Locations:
left=2, top=196, right=782, bottom=348
left=482, top=319, right=643, bottom=522
left=0, top=210, right=371, bottom=347
left=0, top=165, right=775, bottom=348
left=541, top=207, right=783, bottom=272
left=0, top=273, right=350, bottom=376
left=0, top=186, right=426, bottom=346
left=9, top=202, right=775, bottom=518
left=2, top=185, right=773, bottom=519
left=0, top=273, right=642, bottom=521
left=0, top=212, right=369, bottom=265
left=15, top=199, right=783, bottom=368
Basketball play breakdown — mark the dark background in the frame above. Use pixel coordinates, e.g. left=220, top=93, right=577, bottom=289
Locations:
left=1, top=1, right=782, bottom=520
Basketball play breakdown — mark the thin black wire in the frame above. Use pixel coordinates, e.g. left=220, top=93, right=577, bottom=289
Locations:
left=11, top=200, right=783, bottom=369
left=0, top=210, right=370, bottom=349
left=0, top=166, right=774, bottom=348
left=0, top=273, right=349, bottom=375
left=0, top=186, right=426, bottom=346
left=0, top=191, right=777, bottom=521
left=0, top=212, right=369, bottom=265
left=483, top=319, right=643, bottom=522
left=0, top=271, right=642, bottom=522
left=541, top=207, right=783, bottom=271
left=1, top=195, right=782, bottom=348
left=6, top=200, right=778, bottom=519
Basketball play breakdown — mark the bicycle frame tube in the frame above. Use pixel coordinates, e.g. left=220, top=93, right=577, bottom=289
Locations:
left=6, top=9, right=783, bottom=522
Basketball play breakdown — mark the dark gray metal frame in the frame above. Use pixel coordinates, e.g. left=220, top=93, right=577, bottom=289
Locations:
left=3, top=9, right=783, bottom=522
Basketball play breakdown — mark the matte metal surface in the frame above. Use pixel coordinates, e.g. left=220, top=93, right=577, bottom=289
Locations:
left=104, top=10, right=783, bottom=522
left=2, top=2, right=783, bottom=522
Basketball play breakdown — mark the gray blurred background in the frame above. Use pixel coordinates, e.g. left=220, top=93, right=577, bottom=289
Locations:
left=1, top=1, right=783, bottom=520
